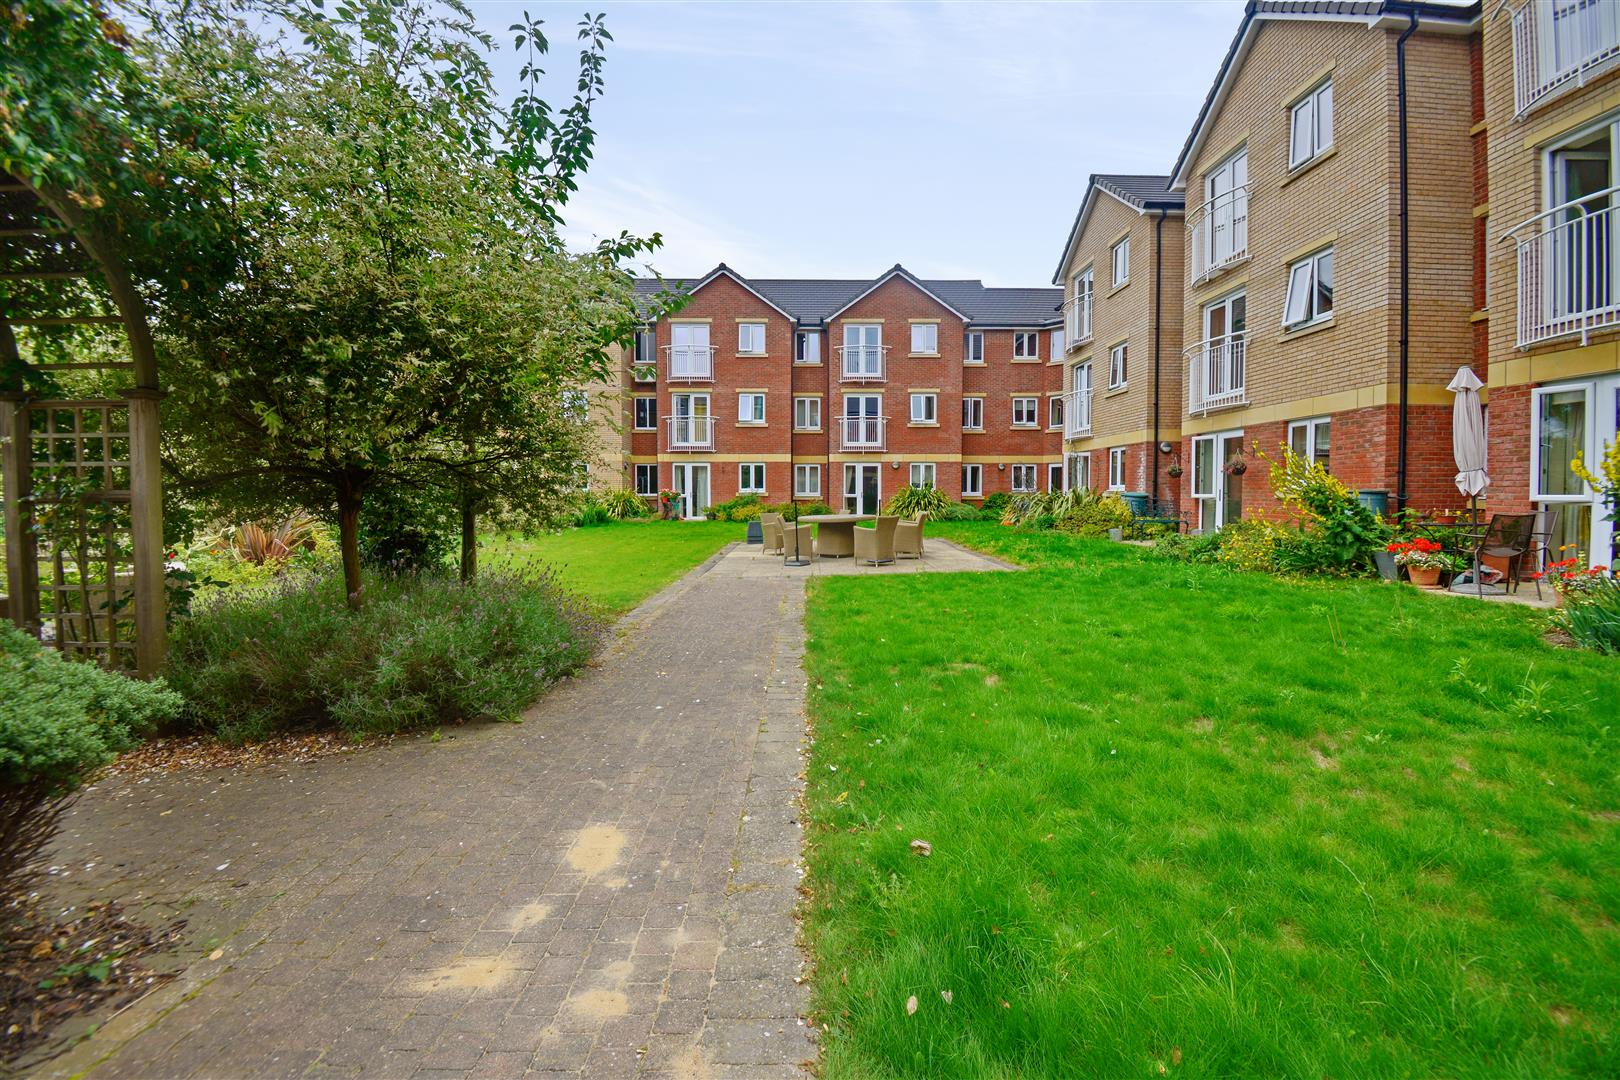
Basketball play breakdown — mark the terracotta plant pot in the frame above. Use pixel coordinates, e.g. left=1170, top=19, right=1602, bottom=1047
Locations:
left=1407, top=566, right=1442, bottom=588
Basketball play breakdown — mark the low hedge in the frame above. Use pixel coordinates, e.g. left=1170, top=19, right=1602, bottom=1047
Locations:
left=165, top=564, right=600, bottom=742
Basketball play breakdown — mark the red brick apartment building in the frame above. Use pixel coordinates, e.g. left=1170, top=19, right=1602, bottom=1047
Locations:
left=603, top=265, right=1065, bottom=517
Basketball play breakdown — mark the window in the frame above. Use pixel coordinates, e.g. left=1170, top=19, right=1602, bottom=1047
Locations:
left=739, top=463, right=766, bottom=493
left=1108, top=447, right=1127, bottom=490
left=794, top=463, right=821, bottom=497
left=795, top=330, right=821, bottom=364
left=910, top=393, right=937, bottom=424
left=633, top=328, right=657, bottom=366
left=1111, top=236, right=1130, bottom=287
left=842, top=324, right=883, bottom=377
left=1050, top=329, right=1063, bottom=360
left=1069, top=267, right=1094, bottom=343
left=635, top=464, right=657, bottom=496
left=1011, top=464, right=1037, bottom=492
left=1012, top=397, right=1039, bottom=427
left=1288, top=417, right=1331, bottom=472
left=1013, top=332, right=1039, bottom=360
left=965, top=331, right=985, bottom=364
left=1283, top=248, right=1334, bottom=328
left=910, top=323, right=938, bottom=354
left=1108, top=342, right=1127, bottom=389
left=1068, top=452, right=1091, bottom=491
left=843, top=394, right=883, bottom=446
left=633, top=397, right=657, bottom=430
left=909, top=462, right=936, bottom=489
left=738, top=392, right=766, bottom=424
left=794, top=396, right=821, bottom=430
left=1049, top=396, right=1064, bottom=429
left=738, top=322, right=766, bottom=354
left=962, top=463, right=983, bottom=497
left=1048, top=463, right=1064, bottom=492
left=562, top=389, right=588, bottom=420
left=962, top=396, right=984, bottom=430
left=1203, top=149, right=1249, bottom=270
left=1289, top=79, right=1334, bottom=169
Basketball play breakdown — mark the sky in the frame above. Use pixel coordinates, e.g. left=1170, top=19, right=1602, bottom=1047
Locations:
left=469, top=0, right=1249, bottom=287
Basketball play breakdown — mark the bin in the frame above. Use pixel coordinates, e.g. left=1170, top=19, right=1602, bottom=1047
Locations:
left=1122, top=491, right=1152, bottom=517
left=1356, top=490, right=1390, bottom=518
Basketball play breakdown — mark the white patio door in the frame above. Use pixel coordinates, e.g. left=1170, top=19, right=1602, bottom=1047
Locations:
left=1191, top=429, right=1245, bottom=531
left=1534, top=374, right=1618, bottom=566
left=1206, top=149, right=1248, bottom=266
left=843, top=324, right=882, bottom=377
left=670, top=323, right=711, bottom=378
left=672, top=463, right=710, bottom=520
left=843, top=464, right=880, bottom=515
left=671, top=392, right=710, bottom=446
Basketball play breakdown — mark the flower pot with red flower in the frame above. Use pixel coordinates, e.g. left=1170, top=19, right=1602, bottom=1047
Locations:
left=1388, top=538, right=1449, bottom=588
left=1222, top=452, right=1248, bottom=477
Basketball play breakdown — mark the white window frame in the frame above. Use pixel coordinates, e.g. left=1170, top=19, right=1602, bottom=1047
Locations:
left=1048, top=395, right=1064, bottom=429
left=961, top=463, right=983, bottom=497
left=1283, top=247, right=1334, bottom=328
left=842, top=323, right=884, bottom=378
left=738, top=322, right=766, bottom=355
left=633, top=397, right=657, bottom=431
left=1530, top=382, right=1596, bottom=502
left=1013, top=331, right=1039, bottom=360
left=633, top=327, right=657, bottom=367
left=795, top=329, right=821, bottom=364
left=738, top=463, right=766, bottom=494
left=634, top=463, right=658, bottom=496
left=794, top=463, right=821, bottom=498
left=962, top=396, right=985, bottom=430
left=1068, top=452, right=1091, bottom=490
left=793, top=396, right=821, bottom=431
left=1072, top=267, right=1094, bottom=342
left=1012, top=396, right=1039, bottom=427
left=1011, top=464, right=1037, bottom=493
left=1050, top=328, right=1064, bottom=360
left=909, top=462, right=936, bottom=489
left=1108, top=447, right=1127, bottom=491
left=737, top=392, right=767, bottom=424
left=910, top=323, right=939, bottom=355
left=965, top=331, right=985, bottom=364
left=1111, top=236, right=1130, bottom=287
left=910, top=392, right=937, bottom=424
left=1108, top=342, right=1127, bottom=389
left=1289, top=79, right=1334, bottom=170
left=1288, top=416, right=1331, bottom=470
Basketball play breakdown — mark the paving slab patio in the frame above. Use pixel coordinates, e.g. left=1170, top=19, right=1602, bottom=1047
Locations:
left=27, top=539, right=1014, bottom=1078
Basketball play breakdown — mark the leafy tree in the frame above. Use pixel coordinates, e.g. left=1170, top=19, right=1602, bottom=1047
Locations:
left=156, top=0, right=675, bottom=606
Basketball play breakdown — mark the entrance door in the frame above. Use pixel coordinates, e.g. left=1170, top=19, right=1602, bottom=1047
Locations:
left=672, top=463, right=710, bottom=520
left=843, top=464, right=880, bottom=515
left=1192, top=430, right=1245, bottom=531
left=1534, top=374, right=1618, bottom=566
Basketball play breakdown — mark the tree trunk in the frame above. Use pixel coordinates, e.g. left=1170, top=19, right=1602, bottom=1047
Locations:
left=337, top=481, right=364, bottom=611
left=460, top=496, right=477, bottom=582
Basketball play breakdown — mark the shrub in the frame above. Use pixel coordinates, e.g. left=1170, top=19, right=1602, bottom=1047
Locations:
left=165, top=565, right=599, bottom=742
left=360, top=485, right=457, bottom=572
left=764, top=500, right=831, bottom=521
left=2, top=625, right=181, bottom=895
left=1216, top=518, right=1284, bottom=573
left=981, top=492, right=1011, bottom=519
left=1062, top=492, right=1134, bottom=538
left=598, top=487, right=652, bottom=520
left=705, top=494, right=764, bottom=522
left=573, top=498, right=613, bottom=527
left=1155, top=529, right=1222, bottom=564
left=1263, top=447, right=1387, bottom=573
left=935, top=500, right=983, bottom=522
left=1553, top=573, right=1620, bottom=654
left=884, top=485, right=951, bottom=518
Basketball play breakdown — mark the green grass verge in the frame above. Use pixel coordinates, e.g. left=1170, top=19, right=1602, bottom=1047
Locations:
left=803, top=522, right=1620, bottom=1078
left=481, top=519, right=738, bottom=614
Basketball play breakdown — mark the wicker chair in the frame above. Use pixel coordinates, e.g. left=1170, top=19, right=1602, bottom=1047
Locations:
left=853, top=516, right=900, bottom=567
left=760, top=513, right=784, bottom=556
left=783, top=521, right=814, bottom=559
left=895, top=512, right=929, bottom=560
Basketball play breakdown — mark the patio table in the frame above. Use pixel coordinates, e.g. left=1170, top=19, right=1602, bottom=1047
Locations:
left=797, top=513, right=873, bottom=558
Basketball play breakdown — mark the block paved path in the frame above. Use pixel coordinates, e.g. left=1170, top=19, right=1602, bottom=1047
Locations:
left=37, top=548, right=815, bottom=1079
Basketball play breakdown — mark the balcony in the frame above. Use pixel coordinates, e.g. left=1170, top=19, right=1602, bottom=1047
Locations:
left=665, top=414, right=714, bottom=450
left=1512, top=0, right=1620, bottom=117
left=1185, top=331, right=1247, bottom=415
left=1061, top=387, right=1092, bottom=438
left=663, top=344, right=715, bottom=381
left=838, top=415, right=887, bottom=451
left=1063, top=295, right=1093, bottom=350
left=1507, top=185, right=1620, bottom=348
left=1187, top=184, right=1249, bottom=286
left=835, top=345, right=888, bottom=382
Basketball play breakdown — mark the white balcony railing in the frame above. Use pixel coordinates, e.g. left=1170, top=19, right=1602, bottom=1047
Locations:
left=1507, top=184, right=1620, bottom=348
left=663, top=344, right=715, bottom=381
left=1061, top=387, right=1092, bottom=438
left=839, top=415, right=887, bottom=451
left=1186, top=331, right=1247, bottom=415
left=1512, top=0, right=1620, bottom=117
left=665, top=414, right=714, bottom=450
left=1063, top=294, right=1093, bottom=349
left=835, top=345, right=888, bottom=381
left=1187, top=184, right=1250, bottom=286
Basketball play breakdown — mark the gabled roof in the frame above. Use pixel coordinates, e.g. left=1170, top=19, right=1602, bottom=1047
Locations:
left=634, top=268, right=1063, bottom=328
left=1050, top=174, right=1183, bottom=285
left=675, top=263, right=797, bottom=320
left=1168, top=0, right=1480, bottom=191
left=823, top=264, right=969, bottom=322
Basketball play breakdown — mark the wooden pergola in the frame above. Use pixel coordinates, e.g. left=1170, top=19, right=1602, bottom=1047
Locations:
left=1, top=172, right=166, bottom=677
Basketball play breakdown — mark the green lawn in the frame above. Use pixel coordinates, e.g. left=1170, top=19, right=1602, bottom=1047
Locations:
left=803, top=522, right=1620, bottom=1078
left=480, top=518, right=738, bottom=615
